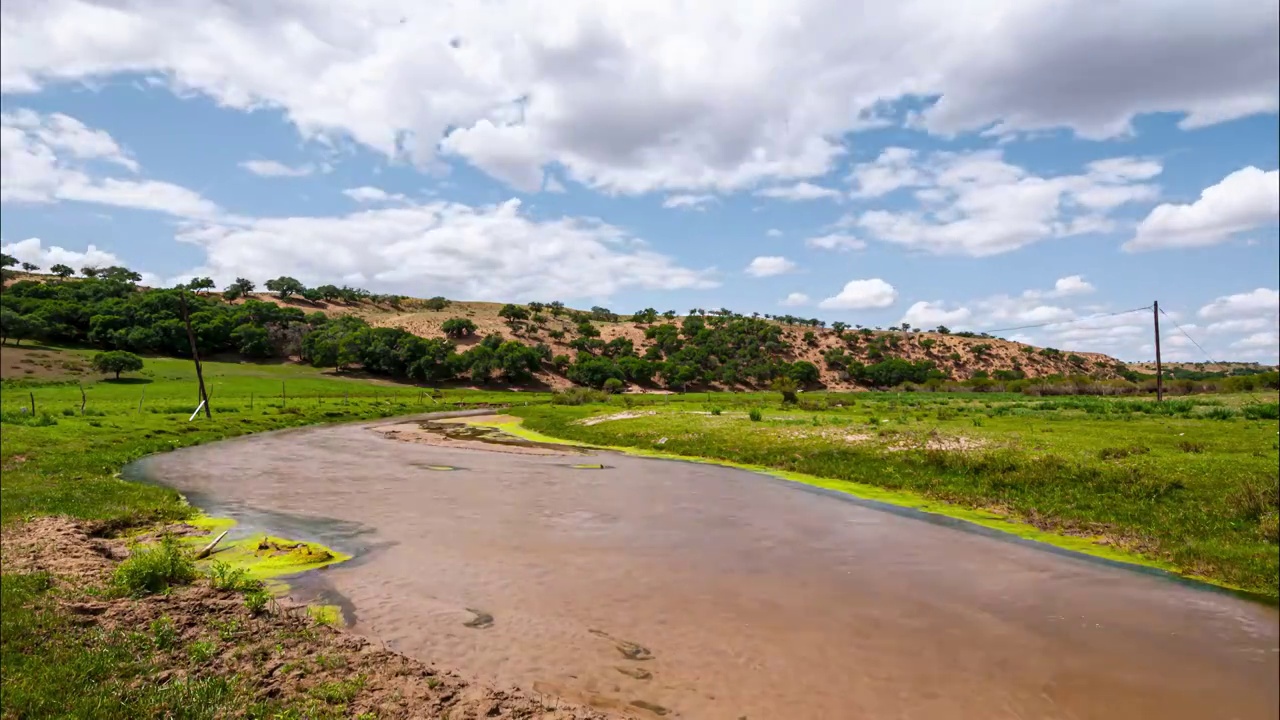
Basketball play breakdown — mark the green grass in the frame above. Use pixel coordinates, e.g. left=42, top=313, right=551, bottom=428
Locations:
left=510, top=391, right=1280, bottom=598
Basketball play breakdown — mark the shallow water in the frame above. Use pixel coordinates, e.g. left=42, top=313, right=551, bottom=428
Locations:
left=132, top=421, right=1280, bottom=719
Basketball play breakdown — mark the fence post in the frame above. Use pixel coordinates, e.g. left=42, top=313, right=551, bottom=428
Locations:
left=29, top=391, right=35, bottom=415
left=250, top=393, right=254, bottom=411
left=282, top=381, right=287, bottom=408
left=138, top=389, right=145, bottom=413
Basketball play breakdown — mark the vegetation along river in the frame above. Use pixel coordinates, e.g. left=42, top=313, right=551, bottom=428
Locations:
left=128, top=417, right=1280, bottom=720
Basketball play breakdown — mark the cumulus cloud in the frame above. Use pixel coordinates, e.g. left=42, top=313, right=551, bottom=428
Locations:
left=0, top=236, right=127, bottom=271
left=173, top=198, right=716, bottom=301
left=804, top=233, right=866, bottom=252
left=343, top=186, right=407, bottom=203
left=779, top=292, right=810, bottom=307
left=900, top=301, right=972, bottom=327
left=663, top=194, right=716, bottom=210
left=754, top=182, right=841, bottom=201
left=818, top=278, right=897, bottom=310
left=3, top=0, right=1273, bottom=194
left=744, top=255, right=797, bottom=277
left=1198, top=287, right=1279, bottom=319
left=1051, top=275, right=1095, bottom=296
left=1, top=108, right=220, bottom=218
left=850, top=150, right=1164, bottom=256
left=765, top=228, right=783, bottom=238
left=1125, top=167, right=1279, bottom=251
left=239, top=159, right=317, bottom=177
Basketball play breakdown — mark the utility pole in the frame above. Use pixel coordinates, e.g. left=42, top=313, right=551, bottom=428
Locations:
left=179, top=289, right=212, bottom=418
left=1153, top=300, right=1163, bottom=402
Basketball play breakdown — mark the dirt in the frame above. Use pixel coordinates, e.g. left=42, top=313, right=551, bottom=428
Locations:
left=128, top=422, right=1280, bottom=720
left=576, top=411, right=656, bottom=427
left=373, top=418, right=581, bottom=456
left=0, top=516, right=620, bottom=720
left=0, top=344, right=92, bottom=381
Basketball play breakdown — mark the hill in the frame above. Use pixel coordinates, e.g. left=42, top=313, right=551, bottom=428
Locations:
left=0, top=269, right=1192, bottom=393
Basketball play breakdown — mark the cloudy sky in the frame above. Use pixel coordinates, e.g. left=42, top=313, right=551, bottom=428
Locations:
left=1, top=0, right=1277, bottom=363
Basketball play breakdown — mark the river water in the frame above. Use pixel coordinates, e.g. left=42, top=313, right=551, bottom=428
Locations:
left=130, top=420, right=1280, bottom=719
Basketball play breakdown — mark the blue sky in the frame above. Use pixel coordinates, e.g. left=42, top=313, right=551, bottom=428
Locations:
left=1, top=0, right=1277, bottom=363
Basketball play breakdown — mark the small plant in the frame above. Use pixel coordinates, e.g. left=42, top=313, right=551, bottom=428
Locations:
left=188, top=640, right=217, bottom=664
left=1178, top=440, right=1206, bottom=453
left=748, top=408, right=763, bottom=422
left=113, top=536, right=197, bottom=596
left=1242, top=402, right=1279, bottom=420
left=1203, top=407, right=1237, bottom=421
left=710, top=407, right=722, bottom=416
left=208, top=560, right=261, bottom=592
left=244, top=588, right=271, bottom=615
left=1098, top=444, right=1151, bottom=460
left=151, top=616, right=179, bottom=651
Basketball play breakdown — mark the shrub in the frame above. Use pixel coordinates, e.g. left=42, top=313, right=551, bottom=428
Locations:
left=1177, top=440, right=1206, bottom=453
left=1203, top=407, right=1237, bottom=421
left=602, top=377, right=625, bottom=394
left=441, top=318, right=477, bottom=338
left=244, top=589, right=271, bottom=615
left=748, top=408, right=763, bottom=422
left=1242, top=402, right=1279, bottom=420
left=1098, top=444, right=1151, bottom=460
left=551, top=388, right=609, bottom=405
left=91, top=350, right=144, bottom=379
left=710, top=407, right=722, bottom=415
left=113, top=536, right=197, bottom=596
left=208, top=560, right=261, bottom=592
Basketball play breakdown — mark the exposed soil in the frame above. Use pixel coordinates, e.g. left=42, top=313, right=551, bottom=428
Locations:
left=373, top=416, right=584, bottom=456
left=0, top=344, right=92, bottom=381
left=0, top=517, right=620, bottom=719
left=576, top=411, right=656, bottom=427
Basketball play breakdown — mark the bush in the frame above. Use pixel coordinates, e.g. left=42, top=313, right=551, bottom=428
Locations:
left=1178, top=440, right=1206, bottom=453
left=710, top=407, right=722, bottom=416
left=602, top=377, right=625, bottom=394
left=551, top=388, right=609, bottom=405
left=1242, top=402, right=1279, bottom=420
left=113, top=536, right=197, bottom=596
left=1098, top=444, right=1151, bottom=460
left=1203, top=407, right=1237, bottom=421
left=748, top=408, right=763, bottom=422
left=91, top=350, right=144, bottom=379
left=441, top=317, right=477, bottom=338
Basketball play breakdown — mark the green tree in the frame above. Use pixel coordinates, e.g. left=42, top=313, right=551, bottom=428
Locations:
left=264, top=276, right=305, bottom=299
left=222, top=277, right=255, bottom=300
left=0, top=308, right=41, bottom=345
left=441, top=317, right=478, bottom=338
left=0, top=253, right=16, bottom=268
left=602, top=377, right=624, bottom=394
left=498, top=303, right=530, bottom=322
left=772, top=375, right=800, bottom=404
left=49, top=264, right=74, bottom=278
left=231, top=324, right=273, bottom=358
left=81, top=266, right=100, bottom=278
left=100, top=266, right=142, bottom=283
left=20, top=262, right=39, bottom=272
left=186, top=276, right=216, bottom=294
left=92, top=350, right=144, bottom=379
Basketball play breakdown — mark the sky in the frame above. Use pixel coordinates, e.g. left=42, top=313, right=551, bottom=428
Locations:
left=1, top=0, right=1277, bottom=364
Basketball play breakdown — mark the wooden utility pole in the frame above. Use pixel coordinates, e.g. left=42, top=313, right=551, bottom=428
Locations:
left=1153, top=300, right=1163, bottom=402
left=179, top=290, right=212, bottom=418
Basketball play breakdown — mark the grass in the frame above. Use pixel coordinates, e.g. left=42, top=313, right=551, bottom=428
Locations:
left=0, top=347, right=552, bottom=717
left=508, top=390, right=1280, bottom=598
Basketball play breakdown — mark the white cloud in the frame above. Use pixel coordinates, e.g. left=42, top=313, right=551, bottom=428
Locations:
left=744, top=255, right=797, bottom=277
left=779, top=292, right=810, bottom=307
left=343, top=186, right=407, bottom=203
left=172, top=198, right=716, bottom=301
left=1051, top=275, right=1095, bottom=296
left=754, top=182, right=841, bottom=201
left=818, top=278, right=897, bottom=310
left=901, top=301, right=972, bottom=328
left=1125, top=167, right=1280, bottom=251
left=663, top=194, right=716, bottom=210
left=804, top=233, right=866, bottom=252
left=1198, top=288, right=1279, bottom=319
left=765, top=228, right=783, bottom=238
left=1, top=109, right=220, bottom=218
left=4, top=1, right=1272, bottom=194
left=239, top=159, right=316, bottom=177
left=0, top=237, right=126, bottom=271
left=1231, top=332, right=1278, bottom=350
left=851, top=150, right=1164, bottom=256
left=1205, top=317, right=1272, bottom=334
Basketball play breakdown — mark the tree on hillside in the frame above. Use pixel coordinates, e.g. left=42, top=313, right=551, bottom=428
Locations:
left=498, top=303, right=529, bottom=322
left=0, top=253, right=16, bottom=268
left=441, top=317, right=478, bottom=338
left=264, top=276, right=305, bottom=299
left=91, top=350, right=144, bottom=379
left=20, top=262, right=39, bottom=272
left=100, top=266, right=142, bottom=283
left=81, top=266, right=101, bottom=278
left=422, top=296, right=450, bottom=311
left=223, top=277, right=255, bottom=300
left=50, top=264, right=75, bottom=278
left=1, top=308, right=40, bottom=345
left=186, top=276, right=215, bottom=294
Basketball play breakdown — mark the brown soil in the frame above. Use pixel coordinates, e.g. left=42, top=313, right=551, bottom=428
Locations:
left=0, top=344, right=92, bottom=381
left=374, top=422, right=572, bottom=456
left=0, top=516, right=620, bottom=719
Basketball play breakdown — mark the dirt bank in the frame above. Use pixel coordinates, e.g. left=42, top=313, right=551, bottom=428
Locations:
left=128, top=422, right=1280, bottom=720
left=1, top=517, right=620, bottom=719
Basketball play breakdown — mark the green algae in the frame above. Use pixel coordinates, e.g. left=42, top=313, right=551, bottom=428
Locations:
left=474, top=417, right=1250, bottom=594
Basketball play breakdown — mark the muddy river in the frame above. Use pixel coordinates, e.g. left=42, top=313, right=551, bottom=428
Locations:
left=130, top=416, right=1280, bottom=719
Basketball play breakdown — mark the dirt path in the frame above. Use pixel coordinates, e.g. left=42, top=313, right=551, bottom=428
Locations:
left=130, top=420, right=1280, bottom=720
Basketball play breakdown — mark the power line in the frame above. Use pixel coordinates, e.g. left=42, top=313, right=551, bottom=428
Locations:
left=1158, top=307, right=1220, bottom=365
left=981, top=305, right=1153, bottom=336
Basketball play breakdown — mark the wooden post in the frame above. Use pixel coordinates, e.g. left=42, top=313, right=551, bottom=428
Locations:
left=138, top=389, right=145, bottom=413
left=282, top=381, right=287, bottom=407
left=250, top=392, right=254, bottom=410
left=179, top=290, right=212, bottom=418
left=1153, top=301, right=1163, bottom=402
left=29, top=391, right=35, bottom=416
left=79, top=382, right=86, bottom=415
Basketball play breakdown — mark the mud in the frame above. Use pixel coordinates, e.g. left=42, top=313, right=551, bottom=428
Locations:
left=130, top=421, right=1280, bottom=720
left=374, top=417, right=588, bottom=456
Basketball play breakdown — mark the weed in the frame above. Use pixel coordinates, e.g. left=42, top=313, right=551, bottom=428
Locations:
left=244, top=589, right=271, bottom=616
left=1098, top=444, right=1151, bottom=460
left=1178, top=440, right=1206, bottom=453
left=710, top=407, right=722, bottom=416
left=150, top=617, right=179, bottom=651
left=309, top=674, right=366, bottom=704
left=1243, top=402, right=1280, bottom=420
left=113, top=536, right=197, bottom=596
left=188, top=640, right=217, bottom=664
left=208, top=560, right=261, bottom=592
left=1203, top=407, right=1238, bottom=421
left=748, top=408, right=763, bottom=422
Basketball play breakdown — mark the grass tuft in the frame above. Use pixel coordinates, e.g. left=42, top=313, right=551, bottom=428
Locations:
left=113, top=536, right=197, bottom=596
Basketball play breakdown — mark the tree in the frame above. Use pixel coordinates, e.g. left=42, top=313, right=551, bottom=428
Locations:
left=20, top=262, right=39, bottom=272
left=772, top=376, right=800, bottom=404
left=1, top=308, right=37, bottom=345
left=935, top=325, right=951, bottom=334
left=264, top=276, right=305, bottom=299
left=50, top=264, right=74, bottom=278
left=186, top=276, right=216, bottom=294
left=602, top=377, right=625, bottom=394
left=81, top=266, right=100, bottom=278
left=231, top=324, right=273, bottom=358
left=92, top=350, right=144, bottom=379
left=100, top=266, right=142, bottom=283
left=498, top=303, right=529, bottom=322
left=576, top=320, right=600, bottom=338
left=0, top=253, right=16, bottom=268
left=223, top=277, right=255, bottom=300
left=423, top=296, right=450, bottom=311
left=441, top=317, right=478, bottom=338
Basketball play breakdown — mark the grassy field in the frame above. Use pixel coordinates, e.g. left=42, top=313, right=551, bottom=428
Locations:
left=510, top=390, right=1280, bottom=598
left=0, top=348, right=554, bottom=719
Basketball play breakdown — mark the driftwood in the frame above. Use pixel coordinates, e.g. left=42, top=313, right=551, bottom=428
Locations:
left=195, top=530, right=229, bottom=560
